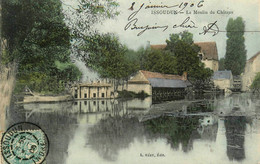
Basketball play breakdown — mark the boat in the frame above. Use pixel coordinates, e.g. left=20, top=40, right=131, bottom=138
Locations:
left=15, top=86, right=73, bottom=104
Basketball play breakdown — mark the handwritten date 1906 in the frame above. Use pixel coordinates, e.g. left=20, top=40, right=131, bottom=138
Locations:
left=124, top=3, right=198, bottom=36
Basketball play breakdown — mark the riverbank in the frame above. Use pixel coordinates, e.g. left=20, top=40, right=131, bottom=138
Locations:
left=22, top=94, right=73, bottom=104
left=0, top=63, right=16, bottom=131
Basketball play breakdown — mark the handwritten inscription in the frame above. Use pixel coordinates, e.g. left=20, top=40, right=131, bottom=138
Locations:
left=199, top=21, right=219, bottom=36
left=124, top=3, right=198, bottom=36
left=124, top=1, right=237, bottom=37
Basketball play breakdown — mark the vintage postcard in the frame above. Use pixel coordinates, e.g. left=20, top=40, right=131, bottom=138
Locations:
left=1, top=0, right=260, bottom=163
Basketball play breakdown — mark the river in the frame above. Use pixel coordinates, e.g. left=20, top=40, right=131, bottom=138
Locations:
left=5, top=93, right=260, bottom=164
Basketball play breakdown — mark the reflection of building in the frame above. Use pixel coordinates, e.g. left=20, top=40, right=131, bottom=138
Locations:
left=72, top=100, right=113, bottom=113
left=212, top=70, right=233, bottom=92
left=71, top=82, right=113, bottom=99
left=127, top=97, right=152, bottom=110
left=242, top=52, right=260, bottom=91
left=197, top=115, right=218, bottom=141
left=150, top=41, right=219, bottom=71
left=224, top=116, right=246, bottom=161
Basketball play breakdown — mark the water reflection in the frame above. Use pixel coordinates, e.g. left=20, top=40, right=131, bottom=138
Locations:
left=88, top=116, right=144, bottom=161
left=224, top=116, right=247, bottom=161
left=144, top=116, right=202, bottom=152
left=5, top=93, right=260, bottom=164
left=7, top=103, right=78, bottom=164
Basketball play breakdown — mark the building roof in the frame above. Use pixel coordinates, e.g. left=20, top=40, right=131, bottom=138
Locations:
left=129, top=70, right=190, bottom=88
left=148, top=78, right=191, bottom=88
left=150, top=44, right=167, bottom=50
left=248, top=51, right=260, bottom=63
left=79, top=83, right=111, bottom=87
left=150, top=41, right=219, bottom=61
left=195, top=42, right=218, bottom=60
left=212, top=70, right=232, bottom=80
left=140, top=70, right=184, bottom=80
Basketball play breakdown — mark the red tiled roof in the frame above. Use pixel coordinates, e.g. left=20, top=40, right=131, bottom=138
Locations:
left=248, top=51, right=260, bottom=63
left=150, top=41, right=218, bottom=60
left=140, top=70, right=183, bottom=80
left=150, top=44, right=167, bottom=50
left=195, top=42, right=218, bottom=60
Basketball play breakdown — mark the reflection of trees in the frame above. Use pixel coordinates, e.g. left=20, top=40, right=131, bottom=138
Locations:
left=187, top=100, right=214, bottom=113
left=88, top=115, right=219, bottom=161
left=88, top=116, right=144, bottom=161
left=224, top=116, right=246, bottom=161
left=8, top=104, right=78, bottom=164
left=143, top=116, right=201, bottom=152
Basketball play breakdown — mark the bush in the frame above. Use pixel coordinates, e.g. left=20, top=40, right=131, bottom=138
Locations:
left=250, top=72, right=260, bottom=92
left=118, top=90, right=149, bottom=99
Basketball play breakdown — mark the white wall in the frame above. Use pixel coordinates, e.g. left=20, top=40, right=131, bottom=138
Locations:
left=127, top=83, right=152, bottom=95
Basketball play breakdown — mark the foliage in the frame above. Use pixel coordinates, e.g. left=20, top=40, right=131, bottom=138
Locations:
left=55, top=61, right=82, bottom=81
left=64, top=0, right=120, bottom=68
left=250, top=72, right=260, bottom=92
left=77, top=33, right=140, bottom=91
left=63, top=0, right=124, bottom=91
left=2, top=0, right=81, bottom=93
left=117, top=90, right=149, bottom=99
left=144, top=116, right=201, bottom=152
left=165, top=31, right=213, bottom=87
left=142, top=49, right=178, bottom=74
left=224, top=17, right=247, bottom=75
left=88, top=116, right=143, bottom=161
left=64, top=0, right=119, bottom=40
left=79, top=33, right=135, bottom=79
left=219, top=57, right=225, bottom=71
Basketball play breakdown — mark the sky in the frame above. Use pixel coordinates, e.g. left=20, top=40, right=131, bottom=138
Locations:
left=95, top=0, right=260, bottom=59
left=62, top=0, right=260, bottom=81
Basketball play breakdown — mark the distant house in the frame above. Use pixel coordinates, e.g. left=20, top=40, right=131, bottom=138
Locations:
left=127, top=70, right=190, bottom=96
left=242, top=52, right=260, bottom=91
left=150, top=41, right=219, bottom=72
left=72, top=82, right=112, bottom=99
left=212, top=70, right=233, bottom=92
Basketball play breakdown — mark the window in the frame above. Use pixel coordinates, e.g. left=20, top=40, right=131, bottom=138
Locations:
left=102, top=93, right=105, bottom=98
left=93, top=93, right=96, bottom=98
left=84, top=101, right=87, bottom=105
left=198, top=53, right=203, bottom=61
left=102, top=101, right=105, bottom=105
left=93, top=101, right=96, bottom=106
left=84, top=93, right=87, bottom=98
left=74, top=94, right=78, bottom=98
left=74, top=102, right=78, bottom=105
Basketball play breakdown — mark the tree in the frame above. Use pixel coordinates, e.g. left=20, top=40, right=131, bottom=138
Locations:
left=224, top=17, right=247, bottom=75
left=79, top=33, right=137, bottom=91
left=142, top=49, right=177, bottom=74
left=2, top=0, right=81, bottom=93
left=165, top=31, right=213, bottom=88
left=250, top=72, right=260, bottom=92
left=64, top=0, right=119, bottom=59
left=219, top=57, right=225, bottom=71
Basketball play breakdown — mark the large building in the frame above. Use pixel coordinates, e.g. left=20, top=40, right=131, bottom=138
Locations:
left=127, top=70, right=190, bottom=96
left=150, top=41, right=219, bottom=72
left=71, top=82, right=113, bottom=99
left=242, top=52, right=260, bottom=91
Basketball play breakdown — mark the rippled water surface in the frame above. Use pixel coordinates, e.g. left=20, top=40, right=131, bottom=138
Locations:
left=6, top=93, right=260, bottom=164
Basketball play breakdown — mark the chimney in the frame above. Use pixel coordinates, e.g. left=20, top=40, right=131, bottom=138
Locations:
left=182, top=72, right=187, bottom=81
left=146, top=41, right=151, bottom=49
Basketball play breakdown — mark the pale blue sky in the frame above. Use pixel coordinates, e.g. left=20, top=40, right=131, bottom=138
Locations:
left=63, top=0, right=260, bottom=59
